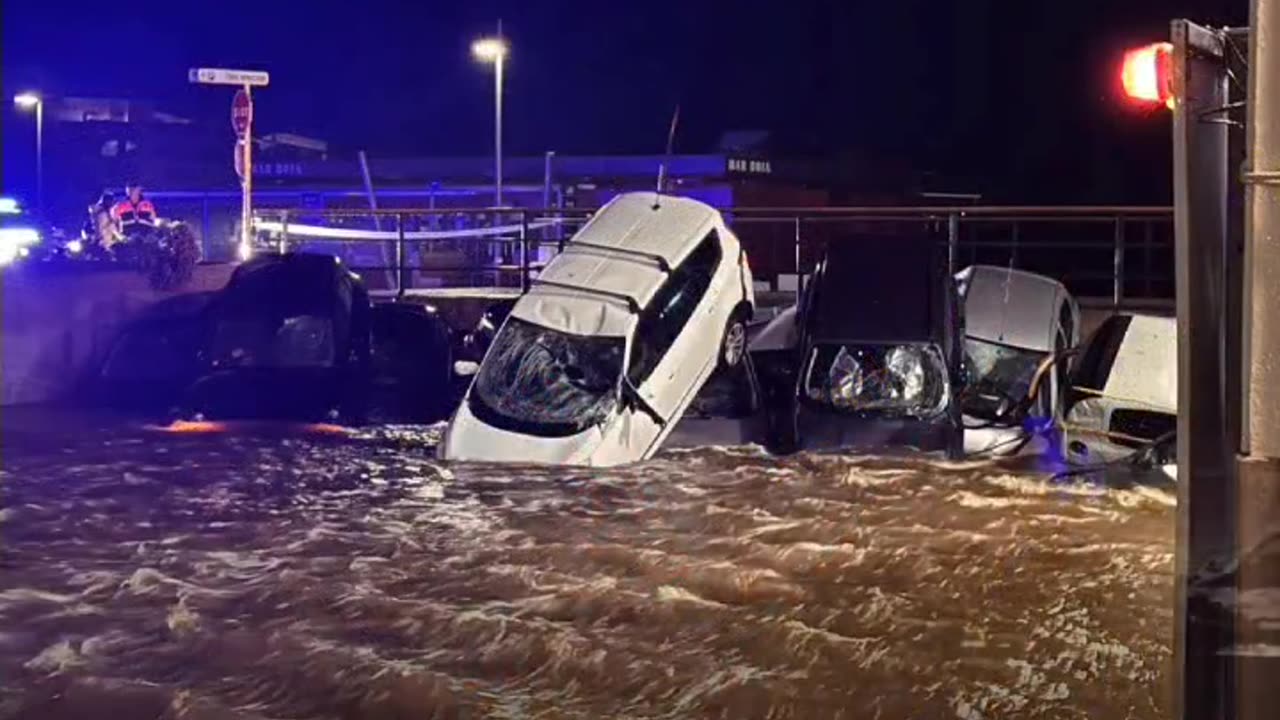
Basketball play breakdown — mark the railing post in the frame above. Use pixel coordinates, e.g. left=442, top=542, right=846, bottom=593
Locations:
left=1113, top=216, right=1126, bottom=306
left=947, top=213, right=960, bottom=277
left=396, top=211, right=406, bottom=299
left=279, top=210, right=290, bottom=254
left=1144, top=219, right=1155, bottom=298
left=520, top=210, right=531, bottom=292
left=794, top=216, right=802, bottom=292
left=1010, top=220, right=1020, bottom=268
left=201, top=195, right=211, bottom=260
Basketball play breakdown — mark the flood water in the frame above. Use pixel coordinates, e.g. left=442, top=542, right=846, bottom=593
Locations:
left=0, top=412, right=1176, bottom=719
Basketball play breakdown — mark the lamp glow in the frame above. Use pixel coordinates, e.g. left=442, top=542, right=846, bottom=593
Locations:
left=471, top=37, right=508, bottom=62
left=13, top=93, right=40, bottom=109
left=1121, top=42, right=1174, bottom=110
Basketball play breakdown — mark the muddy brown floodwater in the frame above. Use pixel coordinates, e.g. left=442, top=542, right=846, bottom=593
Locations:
left=0, top=413, right=1175, bottom=720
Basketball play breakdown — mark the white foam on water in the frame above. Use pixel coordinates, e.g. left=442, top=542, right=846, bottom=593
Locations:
left=23, top=640, right=82, bottom=674
left=655, top=585, right=727, bottom=608
left=947, top=490, right=1039, bottom=509
left=841, top=467, right=914, bottom=488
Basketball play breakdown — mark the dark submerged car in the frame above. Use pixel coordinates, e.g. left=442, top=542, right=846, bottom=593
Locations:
left=88, top=292, right=215, bottom=414
left=182, top=253, right=372, bottom=423
left=367, top=301, right=456, bottom=423
left=759, top=236, right=965, bottom=458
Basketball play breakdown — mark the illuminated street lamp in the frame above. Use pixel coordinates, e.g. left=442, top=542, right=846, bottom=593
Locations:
left=472, top=33, right=509, bottom=206
left=12, top=92, right=44, bottom=216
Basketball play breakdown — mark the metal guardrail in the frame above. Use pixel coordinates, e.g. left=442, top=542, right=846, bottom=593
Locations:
left=251, top=205, right=1175, bottom=305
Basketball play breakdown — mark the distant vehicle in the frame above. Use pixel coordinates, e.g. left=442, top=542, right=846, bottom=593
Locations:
left=0, top=197, right=43, bottom=265
left=756, top=235, right=965, bottom=458
left=440, top=192, right=756, bottom=466
left=1063, top=313, right=1177, bottom=476
left=957, top=265, right=1080, bottom=456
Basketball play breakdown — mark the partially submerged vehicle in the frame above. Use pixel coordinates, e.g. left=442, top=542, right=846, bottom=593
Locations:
left=90, top=292, right=215, bottom=414
left=1063, top=312, right=1177, bottom=474
left=367, top=302, right=456, bottom=423
left=183, top=253, right=373, bottom=423
left=755, top=235, right=965, bottom=457
left=440, top=192, right=755, bottom=466
left=957, top=265, right=1080, bottom=456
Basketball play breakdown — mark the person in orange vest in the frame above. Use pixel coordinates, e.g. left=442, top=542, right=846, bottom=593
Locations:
left=110, top=182, right=159, bottom=238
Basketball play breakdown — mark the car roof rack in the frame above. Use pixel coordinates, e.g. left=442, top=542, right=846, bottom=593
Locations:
left=567, top=240, right=673, bottom=274
left=531, top=278, right=642, bottom=314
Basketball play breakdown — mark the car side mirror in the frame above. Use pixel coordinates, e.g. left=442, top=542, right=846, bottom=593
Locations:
left=620, top=378, right=666, bottom=427
left=453, top=360, right=480, bottom=377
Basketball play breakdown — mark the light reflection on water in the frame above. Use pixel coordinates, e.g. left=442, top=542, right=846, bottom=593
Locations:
left=0, top=413, right=1174, bottom=719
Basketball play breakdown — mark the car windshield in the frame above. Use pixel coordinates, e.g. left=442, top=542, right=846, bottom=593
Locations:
left=471, top=316, right=625, bottom=436
left=209, top=314, right=337, bottom=369
left=963, top=337, right=1045, bottom=408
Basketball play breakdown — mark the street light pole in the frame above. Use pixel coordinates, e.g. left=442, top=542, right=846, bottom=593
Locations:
left=34, top=99, right=43, bottom=217
left=495, top=44, right=504, bottom=207
left=13, top=93, right=43, bottom=216
left=472, top=28, right=509, bottom=208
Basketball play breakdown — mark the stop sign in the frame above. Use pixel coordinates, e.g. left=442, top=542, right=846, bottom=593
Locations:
left=231, top=89, right=252, bottom=138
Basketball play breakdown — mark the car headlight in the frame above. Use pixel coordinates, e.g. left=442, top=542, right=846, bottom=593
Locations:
left=805, top=343, right=950, bottom=418
left=885, top=345, right=926, bottom=403
left=0, top=227, right=40, bottom=265
left=828, top=348, right=866, bottom=404
left=0, top=227, right=41, bottom=246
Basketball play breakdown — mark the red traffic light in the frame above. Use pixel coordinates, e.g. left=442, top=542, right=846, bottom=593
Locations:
left=1121, top=42, right=1174, bottom=109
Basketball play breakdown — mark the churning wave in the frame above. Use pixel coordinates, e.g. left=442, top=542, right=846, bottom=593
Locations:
left=0, top=414, right=1175, bottom=719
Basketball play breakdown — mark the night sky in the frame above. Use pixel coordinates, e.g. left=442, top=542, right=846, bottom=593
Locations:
left=2, top=0, right=1248, bottom=203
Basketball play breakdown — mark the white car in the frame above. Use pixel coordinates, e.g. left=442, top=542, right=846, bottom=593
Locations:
left=957, top=266, right=1080, bottom=456
left=1063, top=313, right=1176, bottom=476
left=440, top=193, right=755, bottom=466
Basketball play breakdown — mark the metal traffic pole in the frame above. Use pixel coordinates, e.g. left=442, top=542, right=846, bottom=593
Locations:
left=188, top=67, right=269, bottom=260
left=242, top=84, right=253, bottom=255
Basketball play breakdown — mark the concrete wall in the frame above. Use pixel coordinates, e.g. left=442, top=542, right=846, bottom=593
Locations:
left=1, top=264, right=235, bottom=406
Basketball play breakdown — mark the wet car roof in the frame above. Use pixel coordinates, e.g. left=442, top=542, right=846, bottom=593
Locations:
left=515, top=193, right=722, bottom=337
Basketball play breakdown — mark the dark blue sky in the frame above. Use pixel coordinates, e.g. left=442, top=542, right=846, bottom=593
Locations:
left=2, top=0, right=1248, bottom=202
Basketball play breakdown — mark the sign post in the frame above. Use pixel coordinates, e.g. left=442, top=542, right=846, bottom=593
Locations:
left=190, top=67, right=269, bottom=259
left=232, top=88, right=253, bottom=257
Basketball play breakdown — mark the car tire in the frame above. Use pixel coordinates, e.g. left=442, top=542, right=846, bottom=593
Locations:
left=720, top=314, right=748, bottom=369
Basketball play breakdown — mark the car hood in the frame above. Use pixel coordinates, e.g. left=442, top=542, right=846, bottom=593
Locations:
left=441, top=401, right=605, bottom=466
